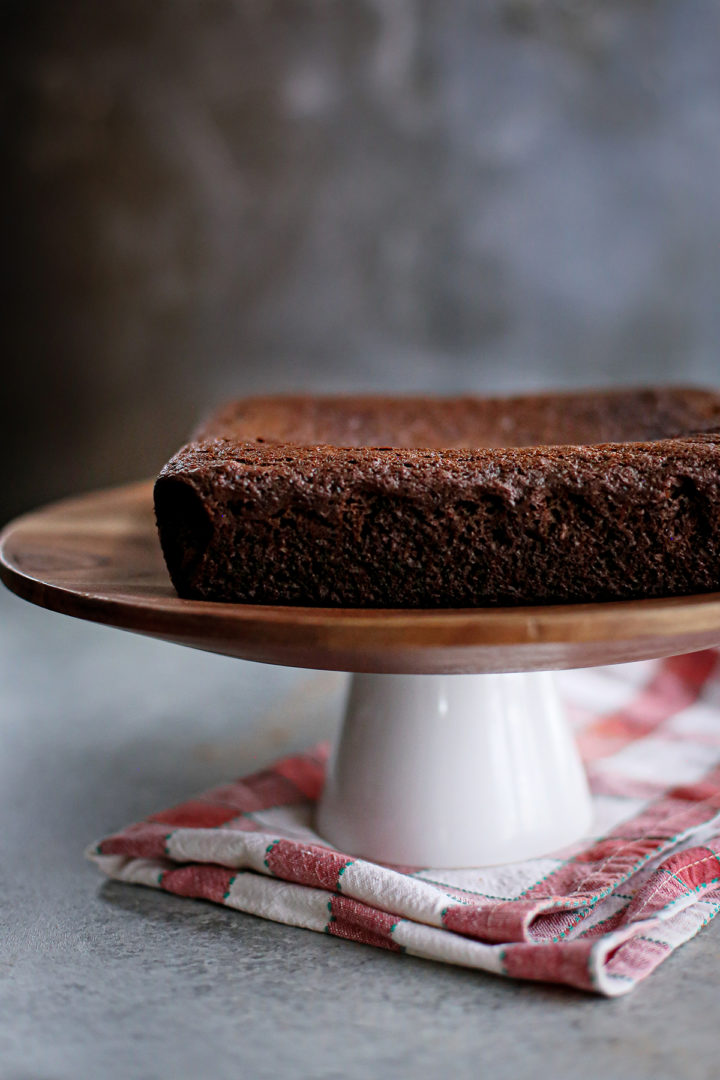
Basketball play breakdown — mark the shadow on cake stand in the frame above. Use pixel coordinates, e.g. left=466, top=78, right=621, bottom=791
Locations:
left=4, top=480, right=720, bottom=868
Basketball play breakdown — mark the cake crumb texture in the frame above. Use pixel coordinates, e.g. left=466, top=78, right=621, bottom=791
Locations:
left=155, top=388, right=720, bottom=607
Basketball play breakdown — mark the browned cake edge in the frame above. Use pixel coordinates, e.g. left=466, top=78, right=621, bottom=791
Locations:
left=192, top=386, right=720, bottom=450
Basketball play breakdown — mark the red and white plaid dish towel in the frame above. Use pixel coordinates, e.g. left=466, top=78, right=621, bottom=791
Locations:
left=89, top=650, right=720, bottom=996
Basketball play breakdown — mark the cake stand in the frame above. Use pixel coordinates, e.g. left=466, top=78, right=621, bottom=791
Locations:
left=4, top=481, right=720, bottom=868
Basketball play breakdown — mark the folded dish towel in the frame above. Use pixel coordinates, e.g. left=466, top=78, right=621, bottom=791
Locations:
left=89, top=650, right=720, bottom=996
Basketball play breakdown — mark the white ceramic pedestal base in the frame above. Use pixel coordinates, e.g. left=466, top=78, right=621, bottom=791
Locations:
left=316, top=671, right=592, bottom=868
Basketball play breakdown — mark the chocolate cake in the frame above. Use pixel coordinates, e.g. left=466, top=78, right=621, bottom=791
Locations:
left=154, top=388, right=720, bottom=607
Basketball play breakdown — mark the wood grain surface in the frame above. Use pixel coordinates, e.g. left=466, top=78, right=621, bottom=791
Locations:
left=2, top=480, right=720, bottom=674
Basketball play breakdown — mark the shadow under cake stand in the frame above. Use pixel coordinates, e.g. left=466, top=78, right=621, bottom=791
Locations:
left=4, top=480, right=720, bottom=868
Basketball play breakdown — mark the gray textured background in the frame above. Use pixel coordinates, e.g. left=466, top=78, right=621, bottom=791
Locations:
left=3, top=0, right=720, bottom=520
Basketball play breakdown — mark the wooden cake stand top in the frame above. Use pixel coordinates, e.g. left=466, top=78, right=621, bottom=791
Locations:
left=2, top=480, right=720, bottom=674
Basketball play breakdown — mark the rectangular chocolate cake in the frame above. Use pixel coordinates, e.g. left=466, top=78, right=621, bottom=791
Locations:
left=154, top=388, right=720, bottom=607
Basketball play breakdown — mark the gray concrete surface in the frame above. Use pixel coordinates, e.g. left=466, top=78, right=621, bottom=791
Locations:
left=2, top=586, right=720, bottom=1079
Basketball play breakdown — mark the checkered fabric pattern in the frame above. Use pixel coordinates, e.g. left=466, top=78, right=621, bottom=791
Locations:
left=89, top=650, right=720, bottom=996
